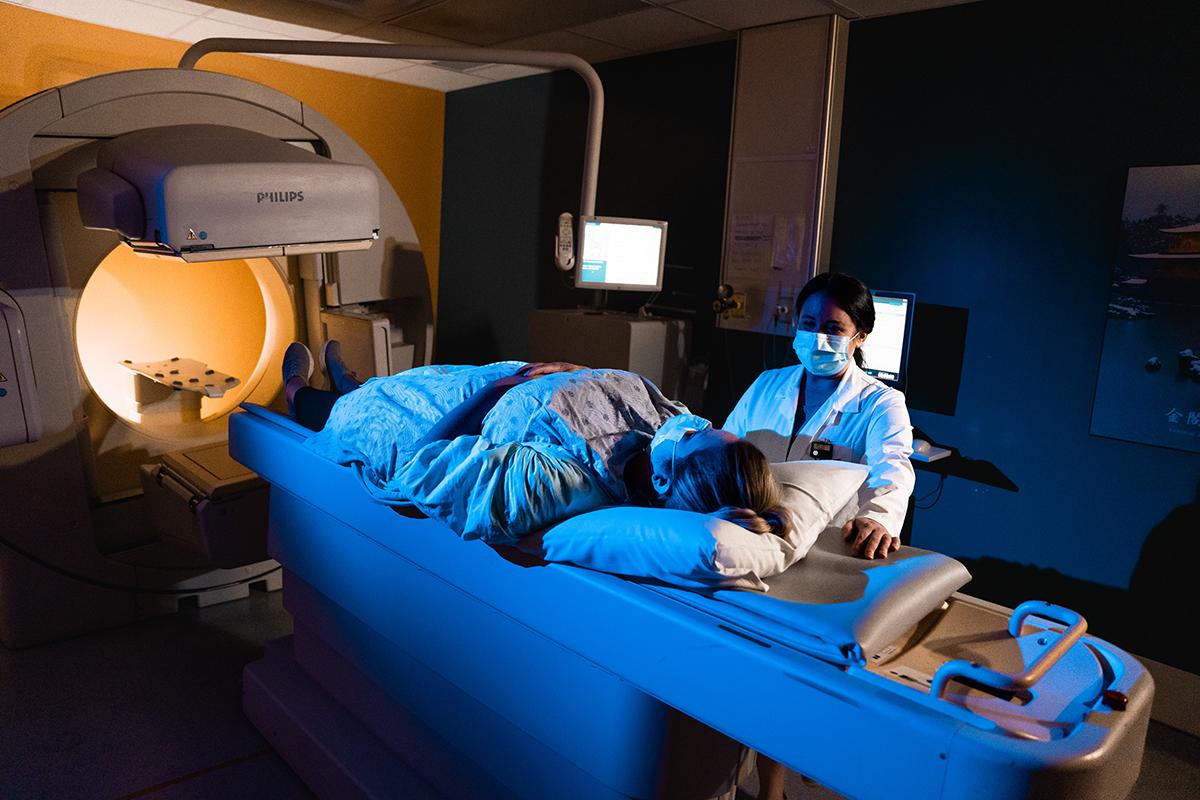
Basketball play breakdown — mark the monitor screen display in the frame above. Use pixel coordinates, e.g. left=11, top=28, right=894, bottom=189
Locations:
left=860, top=290, right=915, bottom=387
left=575, top=216, right=667, bottom=291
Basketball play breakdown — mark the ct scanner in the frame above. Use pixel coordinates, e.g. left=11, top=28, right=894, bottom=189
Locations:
left=0, top=66, right=433, bottom=648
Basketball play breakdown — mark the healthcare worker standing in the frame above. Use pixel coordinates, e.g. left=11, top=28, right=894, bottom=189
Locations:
left=726, top=273, right=915, bottom=800
left=724, top=272, right=915, bottom=561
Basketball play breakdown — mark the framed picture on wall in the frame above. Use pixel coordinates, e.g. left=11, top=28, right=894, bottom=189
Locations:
left=1091, top=164, right=1200, bottom=452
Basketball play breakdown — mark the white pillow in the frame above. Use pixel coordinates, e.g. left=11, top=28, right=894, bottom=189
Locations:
left=524, top=460, right=870, bottom=592
left=770, top=460, right=870, bottom=556
left=533, top=506, right=787, bottom=591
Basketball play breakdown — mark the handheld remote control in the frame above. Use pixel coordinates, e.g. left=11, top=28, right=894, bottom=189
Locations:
left=555, top=212, right=575, bottom=270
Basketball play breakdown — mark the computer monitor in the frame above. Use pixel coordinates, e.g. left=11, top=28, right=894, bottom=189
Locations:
left=860, top=290, right=915, bottom=389
left=574, top=216, right=668, bottom=291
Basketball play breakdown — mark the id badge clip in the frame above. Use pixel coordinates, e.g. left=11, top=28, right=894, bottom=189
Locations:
left=809, top=439, right=834, bottom=460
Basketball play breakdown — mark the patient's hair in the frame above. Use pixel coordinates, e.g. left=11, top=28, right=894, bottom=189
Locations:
left=661, top=439, right=790, bottom=537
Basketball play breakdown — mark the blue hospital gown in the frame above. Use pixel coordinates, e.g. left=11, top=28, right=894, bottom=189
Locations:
left=305, top=362, right=689, bottom=543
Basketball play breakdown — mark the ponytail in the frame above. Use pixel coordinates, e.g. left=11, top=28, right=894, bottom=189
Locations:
left=712, top=505, right=791, bottom=537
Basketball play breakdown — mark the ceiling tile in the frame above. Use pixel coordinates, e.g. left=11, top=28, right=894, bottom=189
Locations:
left=169, top=15, right=296, bottom=41
left=671, top=0, right=835, bottom=30
left=131, top=0, right=216, bottom=15
left=834, top=0, right=975, bottom=17
left=330, top=31, right=389, bottom=42
left=499, top=29, right=632, bottom=63
left=205, top=8, right=341, bottom=38
left=395, top=0, right=646, bottom=46
left=568, top=6, right=724, bottom=52
left=315, top=0, right=439, bottom=23
left=205, top=0, right=365, bottom=34
left=344, top=19, right=465, bottom=45
left=26, top=0, right=196, bottom=36
left=376, top=62, right=491, bottom=91
left=464, top=63, right=547, bottom=81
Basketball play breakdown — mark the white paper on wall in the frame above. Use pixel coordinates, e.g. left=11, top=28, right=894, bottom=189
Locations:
left=771, top=213, right=806, bottom=272
left=727, top=213, right=774, bottom=281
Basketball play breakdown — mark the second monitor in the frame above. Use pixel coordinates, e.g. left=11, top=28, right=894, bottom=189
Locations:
left=859, top=290, right=915, bottom=389
left=575, top=216, right=668, bottom=292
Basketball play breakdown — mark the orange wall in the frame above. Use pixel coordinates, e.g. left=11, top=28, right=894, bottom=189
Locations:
left=0, top=3, right=445, bottom=305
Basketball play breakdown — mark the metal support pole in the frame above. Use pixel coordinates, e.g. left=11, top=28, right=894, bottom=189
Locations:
left=178, top=39, right=603, bottom=218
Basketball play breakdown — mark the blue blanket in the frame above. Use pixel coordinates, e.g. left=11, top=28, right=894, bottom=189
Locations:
left=305, top=363, right=689, bottom=543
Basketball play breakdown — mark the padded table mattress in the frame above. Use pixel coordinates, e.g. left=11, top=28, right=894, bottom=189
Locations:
left=231, top=404, right=1151, bottom=800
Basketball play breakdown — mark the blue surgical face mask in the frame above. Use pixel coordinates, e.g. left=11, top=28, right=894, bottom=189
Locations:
left=649, top=413, right=711, bottom=495
left=793, top=330, right=856, bottom=377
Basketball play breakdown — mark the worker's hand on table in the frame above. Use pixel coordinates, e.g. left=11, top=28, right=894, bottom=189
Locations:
left=517, top=361, right=589, bottom=377
left=842, top=517, right=899, bottom=560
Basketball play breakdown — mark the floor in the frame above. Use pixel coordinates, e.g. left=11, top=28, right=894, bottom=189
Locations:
left=1, top=590, right=1198, bottom=800
left=0, top=590, right=310, bottom=800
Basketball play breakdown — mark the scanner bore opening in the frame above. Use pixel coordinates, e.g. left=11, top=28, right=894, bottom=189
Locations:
left=75, top=245, right=294, bottom=438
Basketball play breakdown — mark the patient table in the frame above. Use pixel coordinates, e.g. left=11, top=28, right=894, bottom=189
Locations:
left=230, top=405, right=1152, bottom=799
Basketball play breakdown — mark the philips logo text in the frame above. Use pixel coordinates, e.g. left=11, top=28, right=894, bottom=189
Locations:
left=256, top=191, right=304, bottom=203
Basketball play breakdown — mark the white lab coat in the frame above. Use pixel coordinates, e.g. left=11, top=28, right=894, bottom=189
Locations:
left=724, top=362, right=915, bottom=539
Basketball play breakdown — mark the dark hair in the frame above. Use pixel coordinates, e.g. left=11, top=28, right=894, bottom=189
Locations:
left=795, top=273, right=875, bottom=367
left=661, top=439, right=790, bottom=537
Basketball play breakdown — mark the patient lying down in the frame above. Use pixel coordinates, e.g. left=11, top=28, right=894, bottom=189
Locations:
left=282, top=341, right=790, bottom=547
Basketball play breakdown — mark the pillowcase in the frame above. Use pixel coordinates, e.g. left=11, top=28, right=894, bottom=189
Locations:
left=527, top=460, right=868, bottom=591
left=769, top=460, right=871, bottom=557
left=533, top=506, right=788, bottom=591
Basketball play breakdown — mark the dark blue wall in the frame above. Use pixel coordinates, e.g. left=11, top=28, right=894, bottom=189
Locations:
left=832, top=0, right=1197, bottom=667
left=439, top=1, right=1197, bottom=668
left=438, top=42, right=735, bottom=365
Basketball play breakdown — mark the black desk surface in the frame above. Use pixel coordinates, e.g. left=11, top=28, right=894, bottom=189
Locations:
left=913, top=451, right=1018, bottom=492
